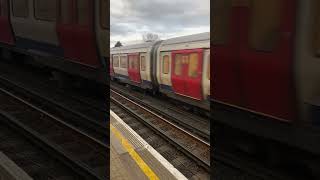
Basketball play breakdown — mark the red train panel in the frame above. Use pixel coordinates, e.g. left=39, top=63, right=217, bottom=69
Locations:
left=128, top=53, right=141, bottom=83
left=57, top=0, right=100, bottom=68
left=213, top=0, right=296, bottom=121
left=0, top=0, right=14, bottom=45
left=171, top=49, right=203, bottom=100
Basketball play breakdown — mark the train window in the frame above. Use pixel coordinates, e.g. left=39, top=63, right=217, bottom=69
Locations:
left=113, top=56, right=119, bottom=67
left=207, top=54, right=210, bottom=80
left=129, top=56, right=133, bottom=68
left=60, top=0, right=72, bottom=24
left=162, top=55, right=169, bottom=74
left=313, top=1, right=320, bottom=56
left=249, top=0, right=281, bottom=51
left=213, top=0, right=231, bottom=45
left=12, top=0, right=29, bottom=18
left=100, top=0, right=108, bottom=29
left=77, top=0, right=89, bottom=26
left=34, top=0, right=57, bottom=21
left=141, top=56, right=146, bottom=71
left=188, top=53, right=198, bottom=78
left=134, top=57, right=139, bottom=70
left=129, top=56, right=138, bottom=69
left=120, top=56, right=127, bottom=68
left=0, top=0, right=8, bottom=16
left=174, top=54, right=183, bottom=76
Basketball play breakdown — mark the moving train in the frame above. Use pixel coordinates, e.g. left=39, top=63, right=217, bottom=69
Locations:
left=213, top=0, right=320, bottom=177
left=0, top=0, right=108, bottom=84
left=110, top=32, right=210, bottom=110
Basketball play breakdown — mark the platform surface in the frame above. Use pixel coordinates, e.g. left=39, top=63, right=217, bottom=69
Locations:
left=0, top=152, right=33, bottom=180
left=110, top=110, right=187, bottom=180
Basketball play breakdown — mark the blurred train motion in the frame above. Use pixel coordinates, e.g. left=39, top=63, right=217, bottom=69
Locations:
left=0, top=0, right=109, bottom=84
left=213, top=0, right=320, bottom=177
left=110, top=32, right=211, bottom=111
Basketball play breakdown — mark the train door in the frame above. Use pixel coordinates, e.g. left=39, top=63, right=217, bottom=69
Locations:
left=213, top=0, right=296, bottom=120
left=239, top=0, right=296, bottom=120
left=140, top=53, right=147, bottom=81
left=0, top=0, right=14, bottom=45
left=160, top=52, right=172, bottom=86
left=57, top=0, right=100, bottom=68
left=172, top=49, right=203, bottom=100
left=128, top=53, right=141, bottom=83
left=212, top=0, right=240, bottom=105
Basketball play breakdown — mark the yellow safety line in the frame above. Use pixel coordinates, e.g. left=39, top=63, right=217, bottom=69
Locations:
left=110, top=124, right=159, bottom=180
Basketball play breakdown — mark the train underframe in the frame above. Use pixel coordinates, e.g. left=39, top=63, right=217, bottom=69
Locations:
left=0, top=45, right=109, bottom=98
left=111, top=77, right=210, bottom=117
left=213, top=101, right=320, bottom=179
left=0, top=44, right=108, bottom=83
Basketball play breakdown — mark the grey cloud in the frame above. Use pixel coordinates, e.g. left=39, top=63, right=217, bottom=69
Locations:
left=111, top=0, right=209, bottom=41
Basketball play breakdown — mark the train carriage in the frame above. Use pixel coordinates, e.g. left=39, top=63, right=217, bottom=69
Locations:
left=0, top=0, right=109, bottom=84
left=213, top=0, right=320, bottom=131
left=213, top=0, right=320, bottom=176
left=111, top=41, right=159, bottom=89
left=112, top=53, right=129, bottom=84
left=156, top=33, right=210, bottom=110
left=110, top=32, right=210, bottom=110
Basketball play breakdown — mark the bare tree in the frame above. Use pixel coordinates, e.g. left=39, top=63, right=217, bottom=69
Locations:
left=142, top=33, right=159, bottom=42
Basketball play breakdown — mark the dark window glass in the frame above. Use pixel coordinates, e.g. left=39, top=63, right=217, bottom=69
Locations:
left=129, top=56, right=139, bottom=70
left=129, top=56, right=134, bottom=69
left=100, top=0, right=108, bottom=29
left=140, top=56, right=146, bottom=71
left=120, top=56, right=127, bottom=68
left=113, top=56, right=119, bottom=67
left=12, top=0, right=29, bottom=18
left=313, top=1, right=320, bottom=56
left=34, top=0, right=57, bottom=21
left=212, top=0, right=231, bottom=45
left=207, top=54, right=210, bottom=80
left=0, top=0, right=8, bottom=16
left=60, top=0, right=72, bottom=24
left=134, top=57, right=139, bottom=70
left=77, top=0, right=89, bottom=25
left=174, top=54, right=183, bottom=76
left=249, top=0, right=281, bottom=51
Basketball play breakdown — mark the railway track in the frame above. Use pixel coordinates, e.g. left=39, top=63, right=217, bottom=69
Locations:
left=110, top=89, right=210, bottom=179
left=0, top=115, right=86, bottom=179
left=0, top=87, right=108, bottom=179
left=213, top=150, right=293, bottom=180
left=0, top=74, right=108, bottom=144
left=111, top=82, right=210, bottom=141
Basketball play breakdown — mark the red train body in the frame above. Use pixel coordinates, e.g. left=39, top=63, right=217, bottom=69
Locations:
left=213, top=0, right=320, bottom=154
left=0, top=0, right=108, bottom=84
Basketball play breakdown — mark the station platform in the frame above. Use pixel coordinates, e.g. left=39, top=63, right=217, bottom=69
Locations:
left=0, top=152, right=33, bottom=180
left=110, top=110, right=187, bottom=180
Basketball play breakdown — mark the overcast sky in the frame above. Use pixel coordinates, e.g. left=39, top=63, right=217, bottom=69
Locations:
left=110, top=0, right=210, bottom=47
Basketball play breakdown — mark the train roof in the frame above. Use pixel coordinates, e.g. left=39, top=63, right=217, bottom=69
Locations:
left=162, top=32, right=210, bottom=45
left=110, top=41, right=157, bottom=53
left=110, top=32, right=210, bottom=54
